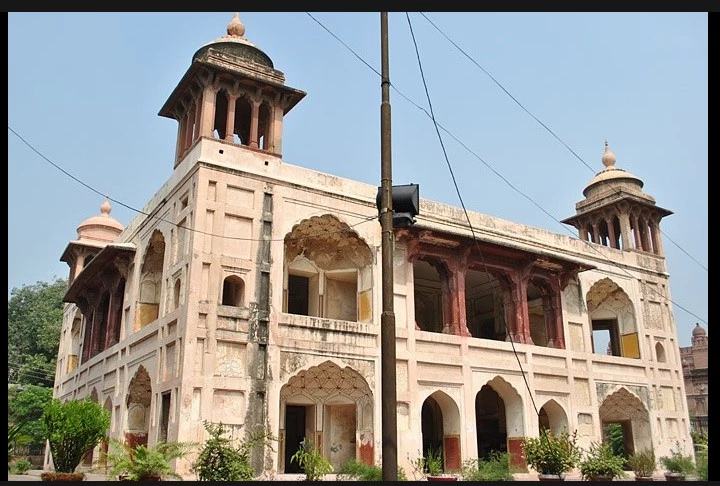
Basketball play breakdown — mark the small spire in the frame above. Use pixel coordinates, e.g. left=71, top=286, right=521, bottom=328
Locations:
left=100, top=197, right=112, bottom=216
left=227, top=12, right=246, bottom=38
left=601, top=140, right=617, bottom=168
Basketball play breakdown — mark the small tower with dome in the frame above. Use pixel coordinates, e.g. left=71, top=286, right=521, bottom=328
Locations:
left=561, top=141, right=673, bottom=256
left=158, top=12, right=306, bottom=169
left=60, top=198, right=125, bottom=285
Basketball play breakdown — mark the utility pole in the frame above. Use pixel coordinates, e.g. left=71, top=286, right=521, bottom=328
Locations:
left=379, top=11, right=398, bottom=481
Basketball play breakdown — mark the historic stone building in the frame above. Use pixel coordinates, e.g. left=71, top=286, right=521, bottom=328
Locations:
left=680, top=324, right=708, bottom=436
left=50, top=14, right=695, bottom=477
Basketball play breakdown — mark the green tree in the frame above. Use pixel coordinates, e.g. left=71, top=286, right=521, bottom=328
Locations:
left=8, top=384, right=53, bottom=449
left=43, top=398, right=110, bottom=473
left=8, top=278, right=67, bottom=387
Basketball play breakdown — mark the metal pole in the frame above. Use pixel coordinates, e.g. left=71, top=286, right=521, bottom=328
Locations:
left=380, top=11, right=398, bottom=481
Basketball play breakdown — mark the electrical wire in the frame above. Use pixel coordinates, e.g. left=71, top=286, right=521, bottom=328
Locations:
left=405, top=12, right=541, bottom=417
left=8, top=125, right=379, bottom=244
left=418, top=12, right=708, bottom=275
left=306, top=11, right=707, bottom=326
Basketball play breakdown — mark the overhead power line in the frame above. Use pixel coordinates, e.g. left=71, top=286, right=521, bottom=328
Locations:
left=306, top=12, right=707, bottom=326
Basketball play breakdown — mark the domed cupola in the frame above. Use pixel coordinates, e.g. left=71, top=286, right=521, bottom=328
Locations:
left=60, top=198, right=126, bottom=285
left=561, top=141, right=672, bottom=256
left=76, top=198, right=124, bottom=243
left=159, top=12, right=306, bottom=169
left=192, top=13, right=275, bottom=69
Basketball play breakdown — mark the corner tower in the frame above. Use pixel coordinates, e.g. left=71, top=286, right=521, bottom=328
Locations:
left=562, top=141, right=672, bottom=256
left=159, top=13, right=306, bottom=168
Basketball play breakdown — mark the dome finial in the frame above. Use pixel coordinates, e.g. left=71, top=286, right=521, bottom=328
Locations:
left=601, top=140, right=617, bottom=168
left=100, top=197, right=112, bottom=216
left=227, top=12, right=246, bottom=38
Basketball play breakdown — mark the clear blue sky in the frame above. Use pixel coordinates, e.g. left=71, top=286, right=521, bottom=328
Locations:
left=8, top=12, right=707, bottom=347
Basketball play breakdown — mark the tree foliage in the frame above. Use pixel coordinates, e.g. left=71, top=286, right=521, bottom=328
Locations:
left=8, top=384, right=53, bottom=448
left=8, top=278, right=67, bottom=387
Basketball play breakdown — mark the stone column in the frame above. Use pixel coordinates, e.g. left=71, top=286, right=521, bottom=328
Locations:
left=509, top=269, right=533, bottom=345
left=606, top=216, right=617, bottom=249
left=249, top=99, right=260, bottom=148
left=631, top=213, right=642, bottom=250
left=200, top=82, right=219, bottom=138
left=193, top=96, right=202, bottom=141
left=174, top=111, right=186, bottom=166
left=184, top=107, right=194, bottom=150
left=640, top=217, right=651, bottom=252
left=498, top=278, right=521, bottom=343
left=448, top=256, right=471, bottom=337
left=225, top=94, right=239, bottom=143
left=649, top=218, right=664, bottom=256
left=546, top=278, right=565, bottom=349
left=591, top=222, right=601, bottom=244
left=618, top=211, right=632, bottom=251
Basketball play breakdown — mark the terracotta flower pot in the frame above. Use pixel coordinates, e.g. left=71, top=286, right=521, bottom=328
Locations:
left=664, top=472, right=686, bottom=481
left=537, top=473, right=564, bottom=481
left=427, top=475, right=458, bottom=481
left=40, top=472, right=86, bottom=481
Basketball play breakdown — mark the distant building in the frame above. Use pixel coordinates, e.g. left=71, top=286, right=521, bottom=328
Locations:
left=49, top=13, right=695, bottom=477
left=680, top=324, right=708, bottom=435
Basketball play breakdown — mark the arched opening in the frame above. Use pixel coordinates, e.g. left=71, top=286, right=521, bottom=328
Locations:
left=258, top=101, right=272, bottom=150
left=221, top=275, right=245, bottom=307
left=655, top=342, right=667, bottom=363
left=421, top=391, right=462, bottom=472
left=283, top=215, right=373, bottom=323
left=599, top=387, right=652, bottom=461
left=125, top=365, right=152, bottom=449
left=537, top=399, right=569, bottom=435
left=586, top=278, right=640, bottom=359
left=137, top=231, right=165, bottom=329
left=279, top=361, right=373, bottom=472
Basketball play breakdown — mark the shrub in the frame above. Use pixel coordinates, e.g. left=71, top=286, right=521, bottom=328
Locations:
left=102, top=438, right=196, bottom=481
left=627, top=449, right=656, bottom=478
left=10, top=457, right=32, bottom=474
left=43, top=398, right=110, bottom=473
left=521, top=429, right=581, bottom=476
left=579, top=441, right=627, bottom=480
left=192, top=421, right=275, bottom=481
left=290, top=438, right=333, bottom=481
left=461, top=451, right=515, bottom=481
left=660, top=442, right=695, bottom=475
left=337, top=458, right=407, bottom=481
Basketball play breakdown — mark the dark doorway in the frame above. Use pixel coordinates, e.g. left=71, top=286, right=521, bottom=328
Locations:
left=421, top=397, right=444, bottom=470
left=288, top=275, right=309, bottom=315
left=159, top=392, right=171, bottom=443
left=284, top=405, right=307, bottom=473
left=475, top=385, right=507, bottom=459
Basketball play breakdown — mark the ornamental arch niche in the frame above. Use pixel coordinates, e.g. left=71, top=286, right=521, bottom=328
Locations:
left=279, top=360, right=373, bottom=473
left=586, top=278, right=639, bottom=358
left=283, top=215, right=373, bottom=323
left=137, top=230, right=166, bottom=329
left=421, top=390, right=462, bottom=472
left=598, top=386, right=652, bottom=457
left=537, top=399, right=570, bottom=435
left=125, top=365, right=152, bottom=449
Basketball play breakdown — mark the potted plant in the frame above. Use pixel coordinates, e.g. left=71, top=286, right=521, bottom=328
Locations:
left=660, top=442, right=695, bottom=481
left=192, top=421, right=276, bottom=481
left=290, top=438, right=333, bottom=481
left=627, top=449, right=656, bottom=481
left=579, top=441, right=627, bottom=481
left=521, top=429, right=581, bottom=481
left=41, top=398, right=110, bottom=482
left=423, top=447, right=457, bottom=481
left=102, top=438, right=195, bottom=481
